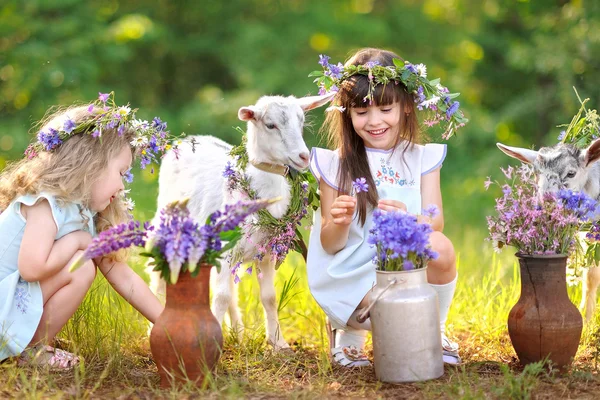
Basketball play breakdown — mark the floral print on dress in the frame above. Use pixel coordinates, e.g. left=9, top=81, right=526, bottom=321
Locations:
left=374, top=158, right=415, bottom=188
left=14, top=277, right=31, bottom=314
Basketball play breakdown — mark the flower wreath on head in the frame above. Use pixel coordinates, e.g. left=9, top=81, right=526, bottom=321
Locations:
left=25, top=91, right=180, bottom=171
left=309, top=54, right=468, bottom=139
left=23, top=91, right=181, bottom=213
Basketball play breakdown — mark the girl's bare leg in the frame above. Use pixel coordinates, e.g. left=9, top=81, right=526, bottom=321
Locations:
left=29, top=251, right=96, bottom=346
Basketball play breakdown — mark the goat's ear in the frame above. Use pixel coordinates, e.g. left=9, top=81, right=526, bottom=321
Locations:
left=583, top=139, right=600, bottom=167
left=238, top=106, right=261, bottom=122
left=296, top=93, right=336, bottom=111
left=496, top=143, right=538, bottom=164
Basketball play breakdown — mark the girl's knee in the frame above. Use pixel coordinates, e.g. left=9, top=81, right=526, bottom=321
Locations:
left=72, top=259, right=96, bottom=288
left=429, top=232, right=456, bottom=270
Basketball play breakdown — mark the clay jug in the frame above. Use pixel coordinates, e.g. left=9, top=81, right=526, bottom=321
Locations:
left=150, top=266, right=223, bottom=387
left=507, top=253, right=582, bottom=370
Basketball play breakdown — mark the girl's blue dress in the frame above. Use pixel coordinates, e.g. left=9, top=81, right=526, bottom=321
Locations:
left=307, top=141, right=446, bottom=329
left=0, top=193, right=95, bottom=361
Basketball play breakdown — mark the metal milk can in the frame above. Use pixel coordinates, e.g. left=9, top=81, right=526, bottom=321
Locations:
left=360, top=268, right=444, bottom=383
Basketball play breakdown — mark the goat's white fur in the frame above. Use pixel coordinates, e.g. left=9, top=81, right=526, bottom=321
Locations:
left=497, top=140, right=600, bottom=321
left=148, top=93, right=333, bottom=349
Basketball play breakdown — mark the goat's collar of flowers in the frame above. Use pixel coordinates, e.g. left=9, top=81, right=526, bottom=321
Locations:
left=224, top=127, right=318, bottom=266
left=249, top=161, right=290, bottom=177
left=25, top=91, right=178, bottom=171
left=310, top=54, right=469, bottom=140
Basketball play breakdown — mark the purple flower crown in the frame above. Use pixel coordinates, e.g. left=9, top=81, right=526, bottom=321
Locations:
left=309, top=55, right=468, bottom=139
left=25, top=92, right=178, bottom=170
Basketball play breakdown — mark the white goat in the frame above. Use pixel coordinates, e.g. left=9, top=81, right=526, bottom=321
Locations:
left=497, top=140, right=600, bottom=321
left=149, top=93, right=333, bottom=349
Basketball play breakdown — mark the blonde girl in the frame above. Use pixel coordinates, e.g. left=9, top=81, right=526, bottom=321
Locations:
left=0, top=94, right=169, bottom=368
left=307, top=48, right=467, bottom=367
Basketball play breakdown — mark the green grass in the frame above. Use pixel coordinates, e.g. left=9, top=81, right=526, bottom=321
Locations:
left=2, top=170, right=600, bottom=398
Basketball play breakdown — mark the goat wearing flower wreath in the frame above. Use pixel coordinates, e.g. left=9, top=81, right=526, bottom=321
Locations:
left=147, top=93, right=334, bottom=351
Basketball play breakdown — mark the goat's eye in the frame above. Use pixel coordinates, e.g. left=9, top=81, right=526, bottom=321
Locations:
left=265, top=123, right=277, bottom=130
left=566, top=171, right=576, bottom=179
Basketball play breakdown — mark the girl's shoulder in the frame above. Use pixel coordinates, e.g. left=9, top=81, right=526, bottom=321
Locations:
left=9, top=193, right=94, bottom=236
left=309, top=147, right=341, bottom=190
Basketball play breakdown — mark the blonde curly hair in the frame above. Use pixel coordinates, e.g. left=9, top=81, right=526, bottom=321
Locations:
left=0, top=104, right=138, bottom=260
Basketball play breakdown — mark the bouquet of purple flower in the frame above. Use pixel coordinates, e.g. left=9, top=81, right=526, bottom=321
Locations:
left=69, top=198, right=275, bottom=284
left=486, top=164, right=600, bottom=255
left=368, top=208, right=439, bottom=271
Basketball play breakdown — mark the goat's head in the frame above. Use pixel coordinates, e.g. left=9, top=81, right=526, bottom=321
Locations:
left=238, top=93, right=334, bottom=171
left=497, top=140, right=600, bottom=195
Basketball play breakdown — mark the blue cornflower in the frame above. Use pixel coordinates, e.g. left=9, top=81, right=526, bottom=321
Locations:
left=318, top=54, right=331, bottom=67
left=446, top=101, right=460, bottom=119
left=326, top=63, right=344, bottom=79
left=352, top=177, right=369, bottom=194
left=63, top=118, right=76, bottom=134
left=405, top=63, right=418, bottom=74
left=152, top=117, right=168, bottom=132
left=123, top=168, right=134, bottom=184
left=38, top=128, right=62, bottom=151
left=365, top=61, right=380, bottom=69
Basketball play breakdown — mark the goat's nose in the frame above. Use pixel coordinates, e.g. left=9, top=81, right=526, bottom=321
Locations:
left=299, top=152, right=309, bottom=164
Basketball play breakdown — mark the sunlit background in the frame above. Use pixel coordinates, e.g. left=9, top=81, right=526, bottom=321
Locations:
left=1, top=0, right=599, bottom=257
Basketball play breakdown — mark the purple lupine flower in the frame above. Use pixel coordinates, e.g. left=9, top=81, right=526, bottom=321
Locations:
left=98, top=92, right=110, bottom=102
left=352, top=177, right=369, bottom=194
left=69, top=220, right=147, bottom=272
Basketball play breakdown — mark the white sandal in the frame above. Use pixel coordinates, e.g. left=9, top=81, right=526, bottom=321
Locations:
left=327, top=318, right=372, bottom=368
left=442, top=333, right=461, bottom=365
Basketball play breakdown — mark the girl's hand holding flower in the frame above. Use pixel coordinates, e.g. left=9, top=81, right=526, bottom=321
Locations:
left=330, top=195, right=356, bottom=225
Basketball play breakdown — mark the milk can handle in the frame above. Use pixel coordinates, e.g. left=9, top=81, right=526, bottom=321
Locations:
left=356, top=278, right=403, bottom=323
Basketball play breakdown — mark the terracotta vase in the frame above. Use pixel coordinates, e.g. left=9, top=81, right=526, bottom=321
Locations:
left=150, top=266, right=223, bottom=388
left=507, top=253, right=582, bottom=369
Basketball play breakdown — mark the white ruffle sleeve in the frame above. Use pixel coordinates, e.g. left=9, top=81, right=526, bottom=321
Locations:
left=309, top=147, right=340, bottom=190
left=421, top=143, right=447, bottom=175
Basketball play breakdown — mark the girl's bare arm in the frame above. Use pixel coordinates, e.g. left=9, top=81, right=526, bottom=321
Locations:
left=420, top=167, right=444, bottom=232
left=96, top=257, right=164, bottom=323
left=319, top=180, right=356, bottom=254
left=18, top=199, right=92, bottom=282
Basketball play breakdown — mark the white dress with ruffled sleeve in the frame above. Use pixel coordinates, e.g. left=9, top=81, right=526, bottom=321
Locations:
left=0, top=193, right=96, bottom=361
left=307, top=141, right=447, bottom=329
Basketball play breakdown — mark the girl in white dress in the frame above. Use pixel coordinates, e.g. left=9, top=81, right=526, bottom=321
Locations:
left=0, top=94, right=168, bottom=368
left=307, top=48, right=465, bottom=367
